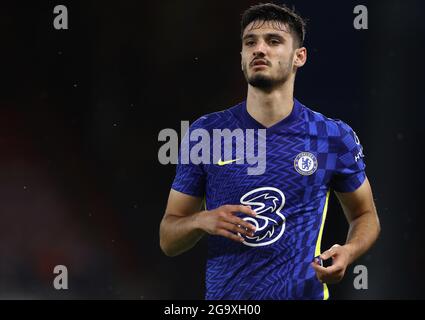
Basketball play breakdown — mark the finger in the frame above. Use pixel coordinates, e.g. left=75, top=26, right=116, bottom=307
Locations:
left=219, top=221, right=255, bottom=237
left=320, top=269, right=344, bottom=284
left=320, top=246, right=339, bottom=260
left=311, top=260, right=345, bottom=284
left=216, top=229, right=245, bottom=243
left=320, top=250, right=333, bottom=260
left=320, top=262, right=344, bottom=275
left=311, top=264, right=340, bottom=284
left=225, top=215, right=257, bottom=232
left=226, top=205, right=257, bottom=217
left=311, top=261, right=341, bottom=277
left=311, top=262, right=327, bottom=282
left=311, top=262, right=327, bottom=274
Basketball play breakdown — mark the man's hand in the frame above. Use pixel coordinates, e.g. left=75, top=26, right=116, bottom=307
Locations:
left=195, top=205, right=257, bottom=243
left=311, top=244, right=352, bottom=284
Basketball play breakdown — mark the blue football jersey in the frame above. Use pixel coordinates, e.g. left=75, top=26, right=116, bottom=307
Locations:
left=171, top=99, right=366, bottom=300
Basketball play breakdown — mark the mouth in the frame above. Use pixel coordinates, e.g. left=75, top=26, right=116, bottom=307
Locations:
left=250, top=59, right=269, bottom=69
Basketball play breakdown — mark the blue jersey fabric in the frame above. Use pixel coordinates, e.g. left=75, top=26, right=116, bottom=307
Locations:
left=171, top=99, right=366, bottom=300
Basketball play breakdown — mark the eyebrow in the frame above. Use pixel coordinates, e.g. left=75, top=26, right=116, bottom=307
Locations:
left=242, top=33, right=286, bottom=41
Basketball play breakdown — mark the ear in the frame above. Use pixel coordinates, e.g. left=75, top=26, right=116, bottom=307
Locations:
left=293, top=47, right=307, bottom=68
left=240, top=51, right=244, bottom=71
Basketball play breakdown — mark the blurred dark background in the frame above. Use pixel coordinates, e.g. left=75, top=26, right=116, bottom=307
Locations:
left=0, top=0, right=424, bottom=299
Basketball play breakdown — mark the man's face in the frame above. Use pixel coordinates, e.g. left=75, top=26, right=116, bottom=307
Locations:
left=241, top=20, right=302, bottom=90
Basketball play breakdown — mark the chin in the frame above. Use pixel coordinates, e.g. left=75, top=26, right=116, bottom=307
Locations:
left=248, top=74, right=275, bottom=89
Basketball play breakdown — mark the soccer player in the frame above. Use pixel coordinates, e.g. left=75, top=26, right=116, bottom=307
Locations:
left=159, top=3, right=380, bottom=300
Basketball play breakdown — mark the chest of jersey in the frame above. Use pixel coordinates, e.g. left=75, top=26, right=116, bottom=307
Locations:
left=204, top=129, right=332, bottom=206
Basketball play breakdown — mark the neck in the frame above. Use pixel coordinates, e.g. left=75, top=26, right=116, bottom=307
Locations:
left=246, top=79, right=294, bottom=128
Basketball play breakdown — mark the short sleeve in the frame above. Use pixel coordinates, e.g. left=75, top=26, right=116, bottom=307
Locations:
left=330, top=121, right=366, bottom=193
left=171, top=117, right=207, bottom=197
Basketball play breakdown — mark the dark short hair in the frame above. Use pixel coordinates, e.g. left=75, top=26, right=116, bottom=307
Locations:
left=241, top=3, right=306, bottom=48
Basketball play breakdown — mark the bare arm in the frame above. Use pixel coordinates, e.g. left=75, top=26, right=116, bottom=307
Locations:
left=335, top=177, right=381, bottom=264
left=159, top=189, right=257, bottom=257
left=159, top=190, right=205, bottom=257
left=312, top=177, right=381, bottom=283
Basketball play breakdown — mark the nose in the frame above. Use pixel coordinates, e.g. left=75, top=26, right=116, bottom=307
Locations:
left=253, top=39, right=267, bottom=57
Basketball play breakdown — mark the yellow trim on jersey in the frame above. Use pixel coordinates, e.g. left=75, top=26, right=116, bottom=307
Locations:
left=314, top=190, right=330, bottom=300
left=202, top=196, right=207, bottom=211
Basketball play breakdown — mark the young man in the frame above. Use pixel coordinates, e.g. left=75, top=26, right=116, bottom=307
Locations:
left=159, top=3, right=380, bottom=300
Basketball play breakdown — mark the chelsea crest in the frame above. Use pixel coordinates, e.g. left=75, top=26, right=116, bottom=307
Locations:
left=294, top=152, right=318, bottom=176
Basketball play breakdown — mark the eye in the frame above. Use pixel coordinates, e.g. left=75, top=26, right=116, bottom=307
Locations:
left=245, top=40, right=255, bottom=47
left=270, top=39, right=281, bottom=45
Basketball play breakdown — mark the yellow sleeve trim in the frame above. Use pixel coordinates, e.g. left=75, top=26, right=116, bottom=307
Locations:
left=314, top=190, right=330, bottom=300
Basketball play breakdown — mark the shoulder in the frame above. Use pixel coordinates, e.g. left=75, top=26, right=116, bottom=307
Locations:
left=301, top=103, right=358, bottom=139
left=300, top=103, right=363, bottom=155
left=189, top=102, right=243, bottom=130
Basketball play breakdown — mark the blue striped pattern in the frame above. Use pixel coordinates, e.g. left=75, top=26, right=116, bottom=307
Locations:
left=172, top=99, right=366, bottom=299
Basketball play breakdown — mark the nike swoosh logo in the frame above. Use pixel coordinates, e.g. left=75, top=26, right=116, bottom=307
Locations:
left=217, top=158, right=241, bottom=166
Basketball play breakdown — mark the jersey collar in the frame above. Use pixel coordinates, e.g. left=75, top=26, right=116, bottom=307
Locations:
left=239, top=98, right=303, bottom=133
